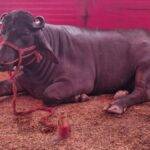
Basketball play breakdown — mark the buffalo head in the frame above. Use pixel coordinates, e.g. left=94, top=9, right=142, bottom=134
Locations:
left=0, top=10, right=57, bottom=71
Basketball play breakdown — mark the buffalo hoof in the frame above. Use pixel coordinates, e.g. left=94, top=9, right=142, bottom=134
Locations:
left=104, top=104, right=127, bottom=115
left=113, top=90, right=129, bottom=99
left=74, top=94, right=90, bottom=102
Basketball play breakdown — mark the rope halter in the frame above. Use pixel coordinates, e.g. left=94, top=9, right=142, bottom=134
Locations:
left=0, top=39, right=54, bottom=123
left=1, top=40, right=42, bottom=67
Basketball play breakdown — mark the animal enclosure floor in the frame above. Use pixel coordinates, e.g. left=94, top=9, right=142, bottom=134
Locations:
left=0, top=95, right=149, bottom=150
left=0, top=73, right=150, bottom=150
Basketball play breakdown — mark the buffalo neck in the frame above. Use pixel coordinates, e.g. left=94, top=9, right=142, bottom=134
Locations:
left=22, top=51, right=56, bottom=84
left=21, top=24, right=69, bottom=83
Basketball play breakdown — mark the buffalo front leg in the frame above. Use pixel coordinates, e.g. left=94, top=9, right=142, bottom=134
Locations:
left=106, top=63, right=150, bottom=114
left=43, top=81, right=91, bottom=106
left=0, top=80, right=13, bottom=96
left=0, top=79, right=23, bottom=97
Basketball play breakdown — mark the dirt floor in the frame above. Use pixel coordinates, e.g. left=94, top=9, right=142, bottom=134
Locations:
left=0, top=73, right=150, bottom=150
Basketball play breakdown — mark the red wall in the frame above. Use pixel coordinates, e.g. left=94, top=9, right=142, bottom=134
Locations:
left=87, top=0, right=150, bottom=29
left=0, top=0, right=85, bottom=26
left=1, top=0, right=150, bottom=29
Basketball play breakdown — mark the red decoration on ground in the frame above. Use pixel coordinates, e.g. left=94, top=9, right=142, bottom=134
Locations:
left=58, top=115, right=71, bottom=139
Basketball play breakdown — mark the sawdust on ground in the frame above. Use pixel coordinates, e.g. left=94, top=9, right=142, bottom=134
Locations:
left=0, top=73, right=149, bottom=150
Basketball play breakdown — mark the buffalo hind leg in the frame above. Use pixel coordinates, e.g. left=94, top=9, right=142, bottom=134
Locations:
left=106, top=63, right=150, bottom=114
left=113, top=90, right=129, bottom=99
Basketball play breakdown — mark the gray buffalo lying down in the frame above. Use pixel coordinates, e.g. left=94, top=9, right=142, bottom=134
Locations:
left=0, top=10, right=149, bottom=114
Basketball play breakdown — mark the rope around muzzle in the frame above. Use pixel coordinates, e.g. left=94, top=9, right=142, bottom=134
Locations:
left=2, top=41, right=42, bottom=66
left=0, top=40, right=56, bottom=131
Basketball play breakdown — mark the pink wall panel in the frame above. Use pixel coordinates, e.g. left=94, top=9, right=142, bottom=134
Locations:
left=87, top=0, right=150, bottom=29
left=1, top=0, right=150, bottom=29
left=0, top=0, right=85, bottom=26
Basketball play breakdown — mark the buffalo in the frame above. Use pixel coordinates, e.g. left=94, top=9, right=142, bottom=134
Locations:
left=0, top=10, right=149, bottom=114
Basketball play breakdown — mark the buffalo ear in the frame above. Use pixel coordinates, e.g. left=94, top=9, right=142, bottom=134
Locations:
left=35, top=30, right=58, bottom=64
left=0, top=13, right=8, bottom=35
left=0, top=13, right=8, bottom=24
left=32, top=16, right=45, bottom=29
